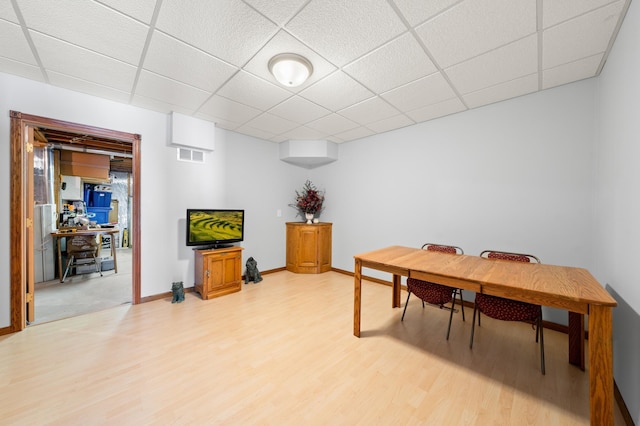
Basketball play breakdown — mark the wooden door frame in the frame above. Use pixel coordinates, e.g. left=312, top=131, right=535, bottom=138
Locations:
left=9, top=110, right=141, bottom=332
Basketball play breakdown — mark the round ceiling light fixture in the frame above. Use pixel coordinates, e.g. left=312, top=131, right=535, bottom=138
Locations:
left=268, top=53, right=313, bottom=87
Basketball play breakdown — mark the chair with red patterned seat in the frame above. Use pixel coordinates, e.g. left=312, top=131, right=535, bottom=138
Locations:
left=470, top=250, right=545, bottom=374
left=401, top=243, right=465, bottom=340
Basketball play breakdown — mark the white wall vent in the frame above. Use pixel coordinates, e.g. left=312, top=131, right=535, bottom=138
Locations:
left=177, top=147, right=205, bottom=163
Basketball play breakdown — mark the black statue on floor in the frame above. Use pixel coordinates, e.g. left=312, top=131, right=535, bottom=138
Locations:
left=245, top=257, right=263, bottom=284
left=171, top=281, right=185, bottom=303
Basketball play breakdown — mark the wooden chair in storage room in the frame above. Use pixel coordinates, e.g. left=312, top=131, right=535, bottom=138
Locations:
left=470, top=250, right=545, bottom=374
left=401, top=243, right=465, bottom=339
left=61, top=235, right=102, bottom=283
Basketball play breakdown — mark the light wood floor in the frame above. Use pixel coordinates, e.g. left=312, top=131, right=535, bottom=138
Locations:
left=0, top=271, right=626, bottom=425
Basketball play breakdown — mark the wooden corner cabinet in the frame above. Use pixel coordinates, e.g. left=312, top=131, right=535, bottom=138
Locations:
left=286, top=222, right=332, bottom=274
left=194, top=246, right=243, bottom=300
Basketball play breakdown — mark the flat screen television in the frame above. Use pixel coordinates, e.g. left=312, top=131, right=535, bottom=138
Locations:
left=186, top=209, right=244, bottom=249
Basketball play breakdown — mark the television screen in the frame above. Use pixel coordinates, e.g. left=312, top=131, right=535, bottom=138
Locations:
left=186, top=209, right=244, bottom=248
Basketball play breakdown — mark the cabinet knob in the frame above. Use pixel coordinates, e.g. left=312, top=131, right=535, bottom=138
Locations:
left=206, top=270, right=210, bottom=278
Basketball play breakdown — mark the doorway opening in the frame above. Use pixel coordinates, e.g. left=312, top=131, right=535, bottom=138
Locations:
left=9, top=111, right=141, bottom=331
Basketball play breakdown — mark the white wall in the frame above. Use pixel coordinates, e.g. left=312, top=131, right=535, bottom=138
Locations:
left=0, top=72, right=291, bottom=326
left=0, top=71, right=600, bottom=326
left=594, top=0, right=640, bottom=422
left=222, top=130, right=307, bottom=272
left=320, top=80, right=597, bottom=326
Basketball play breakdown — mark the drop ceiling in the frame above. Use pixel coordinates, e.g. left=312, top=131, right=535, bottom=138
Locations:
left=0, top=0, right=631, bottom=143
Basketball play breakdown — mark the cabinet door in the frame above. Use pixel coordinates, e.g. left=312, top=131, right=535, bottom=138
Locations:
left=318, top=225, right=332, bottom=271
left=206, top=255, right=226, bottom=289
left=298, top=228, right=319, bottom=267
left=221, top=254, right=241, bottom=286
left=206, top=251, right=241, bottom=290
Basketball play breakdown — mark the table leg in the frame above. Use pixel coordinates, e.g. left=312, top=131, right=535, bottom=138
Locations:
left=392, top=274, right=401, bottom=308
left=354, top=258, right=362, bottom=337
left=588, top=304, right=614, bottom=425
left=56, top=237, right=63, bottom=283
left=568, top=311, right=585, bottom=370
left=111, top=232, right=118, bottom=273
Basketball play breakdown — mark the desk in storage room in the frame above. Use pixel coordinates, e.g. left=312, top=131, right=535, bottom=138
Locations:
left=286, top=222, right=332, bottom=273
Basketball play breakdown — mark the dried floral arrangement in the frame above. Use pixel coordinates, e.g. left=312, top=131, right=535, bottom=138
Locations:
left=289, top=180, right=325, bottom=216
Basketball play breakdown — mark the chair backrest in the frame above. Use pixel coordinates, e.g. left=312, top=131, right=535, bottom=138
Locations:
left=480, top=250, right=540, bottom=263
left=422, top=243, right=463, bottom=255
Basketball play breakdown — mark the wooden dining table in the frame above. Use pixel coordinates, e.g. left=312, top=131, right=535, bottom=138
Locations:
left=353, top=245, right=617, bottom=426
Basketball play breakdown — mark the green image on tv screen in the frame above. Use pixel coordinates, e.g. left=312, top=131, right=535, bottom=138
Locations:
left=189, top=210, right=243, bottom=243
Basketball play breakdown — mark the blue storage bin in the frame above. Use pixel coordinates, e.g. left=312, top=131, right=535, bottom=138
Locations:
left=91, top=191, right=112, bottom=207
left=87, top=207, right=111, bottom=224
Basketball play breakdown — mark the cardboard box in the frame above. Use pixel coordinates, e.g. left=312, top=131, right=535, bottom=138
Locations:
left=60, top=151, right=109, bottom=180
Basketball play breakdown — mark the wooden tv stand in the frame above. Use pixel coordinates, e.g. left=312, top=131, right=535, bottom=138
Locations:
left=194, top=246, right=243, bottom=300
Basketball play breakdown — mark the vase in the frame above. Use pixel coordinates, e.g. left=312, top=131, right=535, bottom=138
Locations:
left=305, top=212, right=314, bottom=224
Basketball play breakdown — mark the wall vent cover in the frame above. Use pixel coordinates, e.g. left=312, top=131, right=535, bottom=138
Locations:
left=177, top=147, right=205, bottom=163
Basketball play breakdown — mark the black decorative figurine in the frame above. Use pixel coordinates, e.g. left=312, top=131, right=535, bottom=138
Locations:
left=245, top=257, right=263, bottom=284
left=171, top=281, right=185, bottom=303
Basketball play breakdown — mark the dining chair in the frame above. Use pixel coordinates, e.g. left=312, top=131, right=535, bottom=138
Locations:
left=401, top=243, right=465, bottom=340
left=61, top=235, right=102, bottom=283
left=470, top=250, right=545, bottom=374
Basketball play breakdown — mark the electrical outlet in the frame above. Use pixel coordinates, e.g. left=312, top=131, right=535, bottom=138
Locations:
left=276, top=209, right=282, bottom=217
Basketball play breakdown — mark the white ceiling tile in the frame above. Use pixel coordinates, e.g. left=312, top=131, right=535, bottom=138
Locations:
left=243, top=30, right=336, bottom=91
left=416, top=0, right=537, bottom=68
left=216, top=71, right=292, bottom=111
left=96, top=0, right=158, bottom=24
left=131, top=93, right=194, bottom=115
left=446, top=34, right=538, bottom=94
left=30, top=32, right=137, bottom=92
left=48, top=71, right=131, bottom=104
left=339, top=97, right=401, bottom=126
left=381, top=73, right=456, bottom=111
left=135, top=70, right=211, bottom=111
left=243, top=0, right=308, bottom=25
left=0, top=57, right=44, bottom=82
left=306, top=113, right=360, bottom=135
left=406, top=97, right=466, bottom=123
left=198, top=95, right=262, bottom=124
left=463, top=73, right=538, bottom=109
left=333, top=126, right=375, bottom=142
left=277, top=126, right=329, bottom=141
left=543, top=1, right=625, bottom=69
left=543, top=54, right=603, bottom=89
left=0, top=2, right=19, bottom=23
left=156, top=0, right=277, bottom=66
left=543, top=0, right=615, bottom=28
left=194, top=112, right=241, bottom=131
left=234, top=123, right=278, bottom=141
left=286, top=0, right=406, bottom=66
left=243, top=112, right=299, bottom=135
left=0, top=20, right=37, bottom=64
left=365, top=114, right=414, bottom=134
left=392, top=0, right=461, bottom=26
left=344, top=32, right=438, bottom=93
left=268, top=96, right=331, bottom=124
left=18, top=0, right=148, bottom=65
left=144, top=31, right=237, bottom=93
left=300, top=71, right=374, bottom=112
